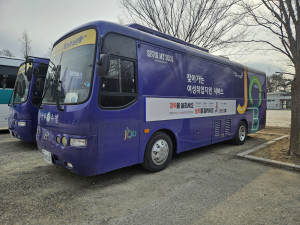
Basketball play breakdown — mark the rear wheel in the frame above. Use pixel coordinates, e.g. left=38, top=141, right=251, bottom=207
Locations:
left=232, top=121, right=247, bottom=145
left=143, top=132, right=173, bottom=172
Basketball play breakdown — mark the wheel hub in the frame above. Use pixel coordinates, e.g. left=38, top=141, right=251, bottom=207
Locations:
left=151, top=139, right=169, bottom=165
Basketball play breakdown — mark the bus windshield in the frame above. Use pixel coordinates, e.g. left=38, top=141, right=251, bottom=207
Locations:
left=43, top=29, right=96, bottom=105
left=12, top=63, right=32, bottom=104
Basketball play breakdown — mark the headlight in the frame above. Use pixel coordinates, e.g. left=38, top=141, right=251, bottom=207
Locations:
left=62, top=136, right=68, bottom=147
left=70, top=138, right=87, bottom=147
left=18, top=121, right=26, bottom=127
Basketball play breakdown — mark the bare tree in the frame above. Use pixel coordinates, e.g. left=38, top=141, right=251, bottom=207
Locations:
left=242, top=0, right=300, bottom=156
left=20, top=30, right=32, bottom=59
left=45, top=42, right=54, bottom=58
left=0, top=49, right=15, bottom=57
left=120, top=0, right=248, bottom=53
left=266, top=73, right=292, bottom=93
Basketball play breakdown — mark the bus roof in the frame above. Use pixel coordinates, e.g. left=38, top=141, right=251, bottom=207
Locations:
left=127, top=23, right=209, bottom=53
left=0, top=57, right=24, bottom=67
left=55, top=20, right=266, bottom=76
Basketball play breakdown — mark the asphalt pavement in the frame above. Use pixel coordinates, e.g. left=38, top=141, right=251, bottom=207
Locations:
left=0, top=110, right=299, bottom=225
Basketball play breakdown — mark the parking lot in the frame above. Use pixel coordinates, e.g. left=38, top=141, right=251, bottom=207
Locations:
left=0, top=110, right=299, bottom=225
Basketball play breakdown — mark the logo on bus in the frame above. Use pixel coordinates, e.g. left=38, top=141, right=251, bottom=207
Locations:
left=42, top=112, right=59, bottom=124
left=124, top=127, right=136, bottom=140
left=63, top=35, right=87, bottom=51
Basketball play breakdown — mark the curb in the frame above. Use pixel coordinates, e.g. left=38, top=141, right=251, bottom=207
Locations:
left=237, top=135, right=300, bottom=172
left=256, top=132, right=287, bottom=136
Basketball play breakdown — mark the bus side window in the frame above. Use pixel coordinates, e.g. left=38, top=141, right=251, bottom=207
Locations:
left=1, top=78, right=6, bottom=88
left=121, top=60, right=135, bottom=93
left=100, top=57, right=136, bottom=108
left=1, top=74, right=16, bottom=89
left=100, top=34, right=137, bottom=108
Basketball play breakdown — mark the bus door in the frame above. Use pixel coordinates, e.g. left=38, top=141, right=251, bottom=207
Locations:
left=98, top=34, right=141, bottom=173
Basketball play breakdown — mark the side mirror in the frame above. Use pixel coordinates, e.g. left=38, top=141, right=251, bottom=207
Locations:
left=97, top=54, right=110, bottom=76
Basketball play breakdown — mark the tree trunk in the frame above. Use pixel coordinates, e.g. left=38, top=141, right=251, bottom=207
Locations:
left=289, top=66, right=300, bottom=156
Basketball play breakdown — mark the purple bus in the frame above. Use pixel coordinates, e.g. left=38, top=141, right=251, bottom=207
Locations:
left=36, top=21, right=266, bottom=176
left=9, top=57, right=49, bottom=142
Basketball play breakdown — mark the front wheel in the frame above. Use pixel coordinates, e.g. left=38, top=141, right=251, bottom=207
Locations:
left=232, top=121, right=247, bottom=145
left=143, top=132, right=173, bottom=172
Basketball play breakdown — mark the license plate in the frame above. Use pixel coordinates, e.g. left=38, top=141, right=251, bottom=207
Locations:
left=42, top=149, right=53, bottom=164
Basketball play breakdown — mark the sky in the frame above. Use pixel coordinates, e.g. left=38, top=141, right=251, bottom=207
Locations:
left=0, top=0, right=292, bottom=76
left=0, top=0, right=121, bottom=58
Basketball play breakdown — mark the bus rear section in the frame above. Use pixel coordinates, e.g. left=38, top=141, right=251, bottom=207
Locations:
left=0, top=57, right=24, bottom=129
left=8, top=57, right=49, bottom=142
left=36, top=21, right=266, bottom=176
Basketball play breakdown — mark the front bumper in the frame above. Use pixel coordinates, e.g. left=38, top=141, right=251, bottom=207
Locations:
left=36, top=126, right=98, bottom=176
left=8, top=118, right=34, bottom=142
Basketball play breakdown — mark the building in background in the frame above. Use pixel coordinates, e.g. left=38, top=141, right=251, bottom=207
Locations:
left=267, top=92, right=291, bottom=109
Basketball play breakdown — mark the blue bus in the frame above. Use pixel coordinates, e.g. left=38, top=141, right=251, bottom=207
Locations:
left=8, top=57, right=49, bottom=141
left=37, top=21, right=266, bottom=176
left=0, top=57, right=24, bottom=129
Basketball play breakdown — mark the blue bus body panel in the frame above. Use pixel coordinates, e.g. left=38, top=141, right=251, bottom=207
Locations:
left=37, top=21, right=266, bottom=176
left=8, top=58, right=49, bottom=142
left=97, top=101, right=142, bottom=173
left=36, top=107, right=99, bottom=176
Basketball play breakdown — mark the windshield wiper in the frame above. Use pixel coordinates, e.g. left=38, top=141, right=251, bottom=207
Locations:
left=38, top=61, right=63, bottom=111
left=54, top=65, right=64, bottom=112
left=38, top=75, right=54, bottom=109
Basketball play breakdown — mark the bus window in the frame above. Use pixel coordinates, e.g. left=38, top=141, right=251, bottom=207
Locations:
left=13, top=63, right=32, bottom=104
left=0, top=74, right=17, bottom=89
left=100, top=57, right=136, bottom=107
left=100, top=34, right=137, bottom=108
left=102, top=33, right=136, bottom=59
left=121, top=60, right=135, bottom=93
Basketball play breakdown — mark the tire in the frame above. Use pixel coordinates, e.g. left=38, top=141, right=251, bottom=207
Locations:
left=143, top=132, right=173, bottom=172
left=232, top=121, right=247, bottom=145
